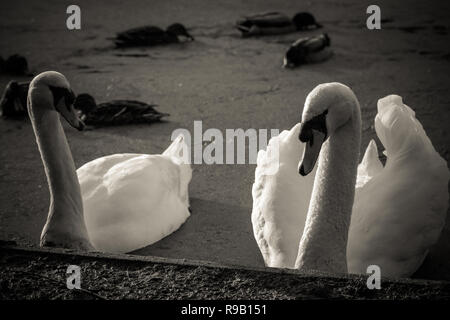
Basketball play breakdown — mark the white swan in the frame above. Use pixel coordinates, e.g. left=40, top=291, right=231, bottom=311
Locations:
left=252, top=82, right=449, bottom=277
left=28, top=71, right=191, bottom=253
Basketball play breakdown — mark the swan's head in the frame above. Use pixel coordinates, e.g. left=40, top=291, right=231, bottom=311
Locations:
left=298, top=82, right=359, bottom=175
left=28, top=71, right=85, bottom=130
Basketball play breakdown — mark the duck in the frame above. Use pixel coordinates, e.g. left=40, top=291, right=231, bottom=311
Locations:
left=1, top=84, right=169, bottom=127
left=28, top=71, right=192, bottom=253
left=0, top=54, right=30, bottom=75
left=282, top=33, right=332, bottom=68
left=236, top=11, right=322, bottom=37
left=0, top=80, right=29, bottom=118
left=74, top=93, right=168, bottom=127
left=252, top=83, right=449, bottom=277
left=114, top=23, right=194, bottom=48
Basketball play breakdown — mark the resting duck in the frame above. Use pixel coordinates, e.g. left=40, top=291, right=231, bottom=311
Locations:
left=0, top=54, right=30, bottom=75
left=283, top=33, right=332, bottom=68
left=114, top=23, right=194, bottom=48
left=74, top=93, right=168, bottom=127
left=0, top=80, right=29, bottom=118
left=1, top=84, right=168, bottom=127
left=236, top=12, right=321, bottom=37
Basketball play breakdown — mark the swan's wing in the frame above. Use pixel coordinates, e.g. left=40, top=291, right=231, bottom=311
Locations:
left=77, top=153, right=143, bottom=196
left=348, top=95, right=450, bottom=277
left=77, top=146, right=191, bottom=253
left=163, top=134, right=188, bottom=159
left=162, top=134, right=192, bottom=208
left=356, top=140, right=383, bottom=189
left=374, top=95, right=443, bottom=160
left=252, top=123, right=316, bottom=268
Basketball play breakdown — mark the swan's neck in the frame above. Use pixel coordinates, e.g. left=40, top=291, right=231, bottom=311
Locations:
left=30, top=107, right=83, bottom=224
left=296, top=114, right=361, bottom=273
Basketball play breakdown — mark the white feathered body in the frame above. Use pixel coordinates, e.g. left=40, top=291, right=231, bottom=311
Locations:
left=77, top=135, right=192, bottom=253
left=348, top=95, right=449, bottom=277
left=252, top=95, right=449, bottom=277
left=252, top=124, right=316, bottom=268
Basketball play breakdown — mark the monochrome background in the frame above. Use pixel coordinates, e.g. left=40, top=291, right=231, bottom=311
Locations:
left=0, top=0, right=449, bottom=281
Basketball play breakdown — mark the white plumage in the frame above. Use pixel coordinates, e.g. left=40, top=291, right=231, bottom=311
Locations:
left=252, top=94, right=449, bottom=277
left=78, top=135, right=192, bottom=253
left=252, top=123, right=316, bottom=268
left=349, top=95, right=449, bottom=276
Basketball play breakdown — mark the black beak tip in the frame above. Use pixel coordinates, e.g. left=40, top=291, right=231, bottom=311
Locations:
left=299, top=165, right=307, bottom=176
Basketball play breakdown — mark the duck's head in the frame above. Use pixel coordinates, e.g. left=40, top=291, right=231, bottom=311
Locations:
left=74, top=93, right=97, bottom=116
left=283, top=44, right=307, bottom=68
left=292, top=12, right=321, bottom=30
left=4, top=54, right=29, bottom=75
left=28, top=71, right=85, bottom=131
left=298, top=82, right=359, bottom=175
left=167, top=23, right=194, bottom=41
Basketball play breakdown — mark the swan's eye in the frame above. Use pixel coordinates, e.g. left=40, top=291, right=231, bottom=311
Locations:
left=49, top=86, right=75, bottom=111
left=49, top=85, right=63, bottom=108
left=299, top=109, right=328, bottom=142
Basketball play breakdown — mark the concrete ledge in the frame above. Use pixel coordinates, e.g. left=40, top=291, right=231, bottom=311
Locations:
left=1, top=243, right=449, bottom=300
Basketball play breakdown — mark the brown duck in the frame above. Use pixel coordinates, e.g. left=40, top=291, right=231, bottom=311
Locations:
left=114, top=23, right=194, bottom=48
left=236, top=12, right=321, bottom=37
left=74, top=93, right=168, bottom=126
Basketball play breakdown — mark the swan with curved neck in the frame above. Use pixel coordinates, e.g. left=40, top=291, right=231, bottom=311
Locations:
left=252, top=82, right=449, bottom=277
left=294, top=83, right=361, bottom=273
left=28, top=71, right=192, bottom=253
left=28, top=71, right=93, bottom=250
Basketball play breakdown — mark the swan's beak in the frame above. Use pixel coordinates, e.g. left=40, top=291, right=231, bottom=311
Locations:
left=56, top=98, right=85, bottom=131
left=298, top=126, right=326, bottom=176
left=65, top=110, right=85, bottom=131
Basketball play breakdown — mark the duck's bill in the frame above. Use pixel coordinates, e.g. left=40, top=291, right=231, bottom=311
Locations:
left=298, top=128, right=326, bottom=176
